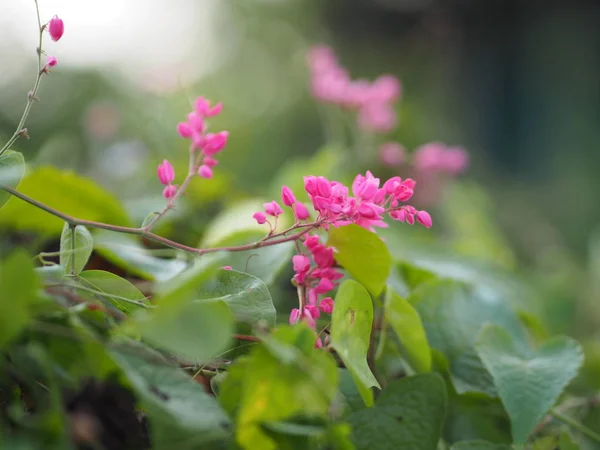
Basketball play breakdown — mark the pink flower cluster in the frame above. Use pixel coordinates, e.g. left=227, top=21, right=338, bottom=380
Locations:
left=176, top=97, right=229, bottom=179
left=413, top=142, right=469, bottom=176
left=307, top=46, right=401, bottom=133
left=156, top=97, right=228, bottom=200
left=289, top=235, right=341, bottom=342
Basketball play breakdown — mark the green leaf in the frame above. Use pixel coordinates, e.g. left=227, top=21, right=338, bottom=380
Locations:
left=384, top=287, right=431, bottom=373
left=331, top=280, right=380, bottom=407
left=93, top=231, right=188, bottom=282
left=558, top=431, right=580, bottom=450
left=450, top=441, right=511, bottom=450
left=0, top=166, right=132, bottom=233
left=59, top=223, right=93, bottom=275
left=346, top=373, right=447, bottom=450
left=475, top=325, right=584, bottom=444
left=411, top=279, right=526, bottom=395
left=219, top=325, right=339, bottom=450
left=0, top=251, right=41, bottom=347
left=0, top=150, right=25, bottom=210
left=328, top=225, right=392, bottom=297
left=136, top=300, right=234, bottom=363
left=197, top=268, right=276, bottom=327
left=206, top=230, right=295, bottom=285
left=78, top=270, right=150, bottom=313
left=111, top=347, right=231, bottom=448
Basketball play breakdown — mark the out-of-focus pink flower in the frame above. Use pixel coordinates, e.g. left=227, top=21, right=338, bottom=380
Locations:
left=319, top=297, right=334, bottom=314
left=253, top=212, right=267, bottom=225
left=162, top=184, right=177, bottom=200
left=443, top=146, right=469, bottom=175
left=289, top=308, right=301, bottom=324
left=222, top=266, right=233, bottom=271
left=46, top=56, right=58, bottom=67
left=281, top=185, right=296, bottom=206
left=194, top=97, right=223, bottom=117
left=305, top=305, right=321, bottom=320
left=203, top=131, right=228, bottom=156
left=293, top=202, right=310, bottom=221
left=48, top=16, right=64, bottom=42
left=370, top=75, right=401, bottom=103
left=379, top=142, right=405, bottom=166
left=358, top=102, right=397, bottom=133
left=204, top=156, right=218, bottom=167
left=177, top=122, right=193, bottom=138
left=198, top=165, right=213, bottom=179
left=413, top=142, right=469, bottom=176
left=157, top=160, right=175, bottom=185
left=263, top=201, right=283, bottom=217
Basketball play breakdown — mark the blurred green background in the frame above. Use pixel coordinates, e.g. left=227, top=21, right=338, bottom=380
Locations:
left=1, top=0, right=599, bottom=340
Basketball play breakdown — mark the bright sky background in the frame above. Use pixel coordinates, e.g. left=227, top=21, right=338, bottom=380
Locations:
left=0, top=0, right=227, bottom=90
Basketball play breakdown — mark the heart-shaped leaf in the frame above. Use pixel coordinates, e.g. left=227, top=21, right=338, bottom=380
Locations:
left=475, top=325, right=584, bottom=443
left=328, top=224, right=392, bottom=297
left=347, top=373, right=447, bottom=450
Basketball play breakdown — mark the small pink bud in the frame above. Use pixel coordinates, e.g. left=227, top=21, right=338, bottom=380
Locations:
left=46, top=56, right=58, bottom=67
left=289, top=308, right=301, bottom=324
left=177, top=122, right=192, bottom=138
left=222, top=266, right=233, bottom=271
left=314, top=277, right=335, bottom=294
left=253, top=212, right=267, bottom=225
left=204, top=156, right=218, bottom=167
left=162, top=184, right=177, bottom=200
left=305, top=305, right=321, bottom=320
left=263, top=201, right=283, bottom=217
left=48, top=15, right=64, bottom=42
left=319, top=297, right=334, bottom=314
left=416, top=210, right=432, bottom=228
left=281, top=185, right=296, bottom=207
left=198, top=165, right=213, bottom=179
left=293, top=202, right=310, bottom=220
left=157, top=160, right=175, bottom=185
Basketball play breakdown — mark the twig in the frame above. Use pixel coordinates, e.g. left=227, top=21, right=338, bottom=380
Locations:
left=551, top=408, right=600, bottom=443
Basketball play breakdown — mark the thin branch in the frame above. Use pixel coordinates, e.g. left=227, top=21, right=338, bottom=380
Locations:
left=0, top=0, right=46, bottom=157
left=551, top=408, right=600, bottom=443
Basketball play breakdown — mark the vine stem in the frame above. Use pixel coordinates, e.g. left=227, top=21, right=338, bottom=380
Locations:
left=0, top=184, right=322, bottom=255
left=0, top=0, right=46, bottom=157
left=550, top=408, right=600, bottom=443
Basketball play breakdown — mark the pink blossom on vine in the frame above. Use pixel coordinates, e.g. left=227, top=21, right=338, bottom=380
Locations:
left=357, top=102, right=397, bottom=133
left=413, top=142, right=469, bottom=175
left=253, top=212, right=267, bottom=225
left=162, top=184, right=177, bottom=200
left=198, top=165, right=213, bottom=179
left=263, top=201, right=283, bottom=217
left=293, top=202, right=310, bottom=221
left=289, top=308, right=301, bottom=324
left=157, top=160, right=175, bottom=185
left=370, top=75, right=401, bottom=103
left=222, top=266, right=233, bottom=271
left=204, top=156, right=218, bottom=167
left=203, top=132, right=228, bottom=156
left=319, top=297, right=334, bottom=314
left=48, top=16, right=64, bottom=42
left=281, top=186, right=296, bottom=206
left=194, top=97, right=223, bottom=117
left=46, top=56, right=57, bottom=67
left=416, top=210, right=432, bottom=228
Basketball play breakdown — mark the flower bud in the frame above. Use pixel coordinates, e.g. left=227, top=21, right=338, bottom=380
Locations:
left=198, top=165, right=213, bottom=179
left=157, top=160, right=175, bottom=185
left=281, top=185, right=296, bottom=206
left=293, top=202, right=310, bottom=220
left=319, top=297, right=334, bottom=314
left=162, top=184, right=177, bottom=200
left=48, top=15, right=64, bottom=42
left=253, top=212, right=267, bottom=225
left=263, top=200, right=283, bottom=217
left=46, top=56, right=58, bottom=67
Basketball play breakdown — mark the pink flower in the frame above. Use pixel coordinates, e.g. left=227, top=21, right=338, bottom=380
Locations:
left=222, top=266, right=233, bottom=271
left=305, top=305, right=321, bottom=320
left=162, top=184, right=177, bottom=200
left=198, top=165, right=213, bottom=179
left=48, top=16, right=64, bottom=42
left=358, top=102, right=397, bottom=133
left=292, top=255, right=311, bottom=274
left=281, top=185, right=296, bottom=206
left=177, top=122, right=193, bottom=138
left=157, top=160, right=175, bottom=185
left=194, top=97, right=223, bottom=117
left=293, top=202, right=310, bottom=221
left=319, top=297, right=334, bottom=314
left=314, top=277, right=335, bottom=294
left=443, top=146, right=469, bottom=175
left=263, top=201, right=283, bottom=217
left=204, top=156, right=218, bottom=167
left=46, top=56, right=58, bottom=67
left=203, top=131, right=228, bottom=156
left=253, top=212, right=267, bottom=225
left=370, top=75, right=401, bottom=103
left=379, top=142, right=405, bottom=166
left=289, top=308, right=301, bottom=324
left=416, top=210, right=432, bottom=228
